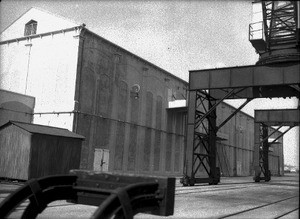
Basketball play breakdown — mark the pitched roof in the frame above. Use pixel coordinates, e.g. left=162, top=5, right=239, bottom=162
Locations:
left=0, top=7, right=80, bottom=35
left=0, top=120, right=85, bottom=139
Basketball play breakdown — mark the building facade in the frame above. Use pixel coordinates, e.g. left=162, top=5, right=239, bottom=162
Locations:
left=0, top=8, right=284, bottom=177
left=0, top=89, right=35, bottom=126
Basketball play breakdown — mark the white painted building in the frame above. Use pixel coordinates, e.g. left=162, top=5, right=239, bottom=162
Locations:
left=0, top=8, right=83, bottom=130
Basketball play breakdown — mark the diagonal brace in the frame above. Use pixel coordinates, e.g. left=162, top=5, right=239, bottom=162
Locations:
left=217, top=98, right=252, bottom=131
left=269, top=126, right=294, bottom=144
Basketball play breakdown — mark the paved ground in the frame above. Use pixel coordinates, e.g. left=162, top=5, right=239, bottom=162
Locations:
left=0, top=173, right=298, bottom=218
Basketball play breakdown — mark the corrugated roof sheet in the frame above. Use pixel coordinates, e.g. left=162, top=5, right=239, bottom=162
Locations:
left=1, top=121, right=85, bottom=139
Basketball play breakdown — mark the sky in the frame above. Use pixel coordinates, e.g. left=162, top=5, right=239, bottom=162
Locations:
left=0, top=0, right=298, bottom=167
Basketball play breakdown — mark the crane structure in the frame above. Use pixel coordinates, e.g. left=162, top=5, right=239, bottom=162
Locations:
left=253, top=109, right=299, bottom=182
left=181, top=0, right=299, bottom=186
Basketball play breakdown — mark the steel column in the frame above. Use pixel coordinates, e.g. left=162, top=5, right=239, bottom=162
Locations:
left=208, top=97, right=219, bottom=184
left=181, top=90, right=221, bottom=186
left=253, top=123, right=271, bottom=182
left=182, top=90, right=197, bottom=185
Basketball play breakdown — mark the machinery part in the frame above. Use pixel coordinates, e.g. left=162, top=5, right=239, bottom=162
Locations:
left=249, top=1, right=299, bottom=65
left=0, top=170, right=175, bottom=219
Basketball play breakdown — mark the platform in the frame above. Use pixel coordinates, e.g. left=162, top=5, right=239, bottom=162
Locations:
left=0, top=173, right=298, bottom=218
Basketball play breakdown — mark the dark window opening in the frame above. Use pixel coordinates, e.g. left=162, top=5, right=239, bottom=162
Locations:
left=24, top=20, right=37, bottom=36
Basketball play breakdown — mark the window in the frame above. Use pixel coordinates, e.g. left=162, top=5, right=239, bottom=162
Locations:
left=24, top=20, right=37, bottom=36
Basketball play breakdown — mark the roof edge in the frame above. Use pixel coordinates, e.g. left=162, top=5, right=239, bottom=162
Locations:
left=0, top=7, right=80, bottom=35
left=0, top=7, right=33, bottom=35
left=0, top=25, right=84, bottom=45
left=83, top=28, right=188, bottom=85
left=0, top=120, right=85, bottom=139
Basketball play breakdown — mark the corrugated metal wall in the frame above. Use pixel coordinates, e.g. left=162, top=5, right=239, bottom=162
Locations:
left=74, top=30, right=284, bottom=177
left=216, top=104, right=283, bottom=177
left=75, top=30, right=187, bottom=176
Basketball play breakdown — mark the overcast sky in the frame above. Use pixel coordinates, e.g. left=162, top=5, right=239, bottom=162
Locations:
left=0, top=0, right=298, bottom=167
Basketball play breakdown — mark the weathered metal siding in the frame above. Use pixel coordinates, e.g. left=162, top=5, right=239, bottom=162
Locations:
left=29, top=135, right=82, bottom=179
left=0, top=125, right=31, bottom=180
left=0, top=124, right=82, bottom=180
left=75, top=28, right=284, bottom=177
left=75, top=30, right=187, bottom=176
left=267, top=128, right=284, bottom=176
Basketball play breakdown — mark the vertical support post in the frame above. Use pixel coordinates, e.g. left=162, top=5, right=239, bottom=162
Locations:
left=261, top=124, right=271, bottom=181
left=208, top=97, right=219, bottom=184
left=182, top=90, right=197, bottom=186
left=253, top=123, right=270, bottom=182
left=253, top=122, right=261, bottom=182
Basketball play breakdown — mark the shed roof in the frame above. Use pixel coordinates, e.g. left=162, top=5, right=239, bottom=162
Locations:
left=0, top=121, right=85, bottom=139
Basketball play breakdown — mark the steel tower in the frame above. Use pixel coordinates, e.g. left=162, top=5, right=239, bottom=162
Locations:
left=181, top=1, right=299, bottom=186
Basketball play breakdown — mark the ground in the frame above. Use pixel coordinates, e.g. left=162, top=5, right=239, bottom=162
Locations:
left=0, top=173, right=298, bottom=218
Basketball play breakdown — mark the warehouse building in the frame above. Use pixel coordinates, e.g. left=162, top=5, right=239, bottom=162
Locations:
left=0, top=7, right=284, bottom=177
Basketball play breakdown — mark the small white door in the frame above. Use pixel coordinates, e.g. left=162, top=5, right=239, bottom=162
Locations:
left=93, top=149, right=109, bottom=172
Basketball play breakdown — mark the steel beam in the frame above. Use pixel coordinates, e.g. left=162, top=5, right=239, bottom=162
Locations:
left=217, top=98, right=252, bottom=131
left=255, top=109, right=300, bottom=126
left=210, top=85, right=299, bottom=99
left=185, top=56, right=298, bottom=186
left=190, top=64, right=299, bottom=90
left=253, top=109, right=299, bottom=182
left=262, top=125, right=283, bottom=143
left=268, top=127, right=294, bottom=145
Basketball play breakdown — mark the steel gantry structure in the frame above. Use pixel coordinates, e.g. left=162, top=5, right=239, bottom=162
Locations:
left=253, top=109, right=299, bottom=182
left=181, top=0, right=299, bottom=186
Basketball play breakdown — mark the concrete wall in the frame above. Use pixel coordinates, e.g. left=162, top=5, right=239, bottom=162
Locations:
left=0, top=26, right=80, bottom=130
left=75, top=30, right=188, bottom=176
left=0, top=89, right=35, bottom=126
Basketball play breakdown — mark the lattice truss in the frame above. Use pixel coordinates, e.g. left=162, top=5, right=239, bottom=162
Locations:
left=262, top=1, right=297, bottom=48
left=192, top=90, right=216, bottom=178
left=258, top=123, right=270, bottom=181
left=256, top=121, right=296, bottom=182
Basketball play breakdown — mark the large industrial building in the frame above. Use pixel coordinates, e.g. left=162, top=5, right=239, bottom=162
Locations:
left=0, top=7, right=284, bottom=178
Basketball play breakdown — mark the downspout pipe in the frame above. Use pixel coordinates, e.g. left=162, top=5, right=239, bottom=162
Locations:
left=73, top=24, right=86, bottom=133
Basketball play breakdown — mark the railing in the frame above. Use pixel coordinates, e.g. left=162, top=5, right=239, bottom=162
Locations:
left=249, top=21, right=265, bottom=42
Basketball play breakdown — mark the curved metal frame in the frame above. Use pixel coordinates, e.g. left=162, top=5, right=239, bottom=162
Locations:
left=0, top=173, right=174, bottom=219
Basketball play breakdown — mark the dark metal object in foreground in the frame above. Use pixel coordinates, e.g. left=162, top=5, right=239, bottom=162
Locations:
left=0, top=170, right=175, bottom=218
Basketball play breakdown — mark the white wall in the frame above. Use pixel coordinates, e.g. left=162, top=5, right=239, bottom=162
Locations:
left=0, top=9, right=80, bottom=130
left=0, top=8, right=79, bottom=41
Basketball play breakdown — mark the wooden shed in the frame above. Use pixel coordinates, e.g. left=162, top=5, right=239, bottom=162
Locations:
left=0, top=121, right=85, bottom=180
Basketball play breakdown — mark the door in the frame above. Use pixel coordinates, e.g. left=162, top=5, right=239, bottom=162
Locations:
left=93, top=148, right=109, bottom=171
